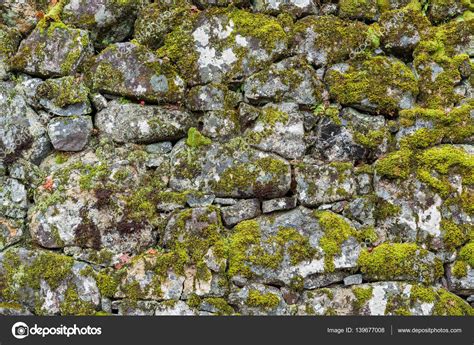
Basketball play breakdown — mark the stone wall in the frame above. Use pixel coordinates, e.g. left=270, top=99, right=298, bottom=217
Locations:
left=0, top=0, right=473, bottom=316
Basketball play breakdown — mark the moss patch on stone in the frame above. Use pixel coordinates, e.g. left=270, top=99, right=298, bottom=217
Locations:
left=358, top=243, right=443, bottom=283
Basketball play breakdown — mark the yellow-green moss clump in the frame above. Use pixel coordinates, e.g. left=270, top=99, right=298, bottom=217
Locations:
left=358, top=243, right=444, bottom=283
left=441, top=220, right=470, bottom=251
left=315, top=211, right=358, bottom=272
left=186, top=127, right=212, bottom=148
left=399, top=102, right=474, bottom=149
left=203, top=297, right=235, bottom=315
left=376, top=145, right=473, bottom=198
left=325, top=56, right=418, bottom=116
left=246, top=290, right=280, bottom=310
left=352, top=286, right=373, bottom=310
left=227, top=220, right=316, bottom=278
left=452, top=241, right=474, bottom=278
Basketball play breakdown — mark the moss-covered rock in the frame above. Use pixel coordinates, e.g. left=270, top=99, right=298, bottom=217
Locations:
left=0, top=24, right=21, bottom=78
left=29, top=144, right=167, bottom=255
left=227, top=207, right=364, bottom=286
left=292, top=15, right=370, bottom=67
left=379, top=6, right=431, bottom=57
left=0, top=247, right=100, bottom=315
left=88, top=42, right=185, bottom=104
left=310, top=106, right=390, bottom=163
left=243, top=56, right=324, bottom=106
left=358, top=243, right=444, bottom=283
left=134, top=2, right=193, bottom=50
left=62, top=0, right=139, bottom=49
left=448, top=241, right=474, bottom=295
left=0, top=81, right=51, bottom=165
left=11, top=23, right=93, bottom=78
left=427, top=0, right=473, bottom=24
left=295, top=161, right=357, bottom=206
left=95, top=100, right=195, bottom=144
left=243, top=103, right=306, bottom=159
left=297, top=282, right=473, bottom=315
left=325, top=56, right=418, bottom=115
left=170, top=136, right=292, bottom=198
left=252, top=0, right=318, bottom=17
left=413, top=19, right=473, bottom=109
left=0, top=0, right=49, bottom=34
left=36, top=76, right=91, bottom=116
left=157, top=7, right=288, bottom=85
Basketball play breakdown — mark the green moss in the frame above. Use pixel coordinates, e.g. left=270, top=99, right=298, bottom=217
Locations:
left=204, top=297, right=234, bottom=315
left=246, top=106, right=289, bottom=144
left=358, top=243, right=444, bottom=283
left=441, top=220, right=468, bottom=250
left=187, top=293, right=201, bottom=309
left=353, top=129, right=387, bottom=149
left=452, top=260, right=468, bottom=278
left=36, top=76, right=89, bottom=108
left=186, top=127, right=212, bottom=148
left=315, top=211, right=358, bottom=272
left=458, top=242, right=474, bottom=267
left=163, top=207, right=225, bottom=281
left=158, top=7, right=287, bottom=82
left=326, top=56, right=418, bottom=116
left=227, top=9, right=287, bottom=51
left=54, top=152, right=69, bottom=164
left=410, top=284, right=437, bottom=303
left=60, top=286, right=96, bottom=315
left=353, top=286, right=373, bottom=309
left=339, top=0, right=379, bottom=20
left=410, top=284, right=473, bottom=315
left=375, top=148, right=412, bottom=179
left=78, top=163, right=109, bottom=190
left=379, top=6, right=430, bottom=54
left=0, top=25, right=21, bottom=59
left=313, top=103, right=341, bottom=125
left=413, top=19, right=472, bottom=108
left=156, top=16, right=199, bottom=82
left=247, top=290, right=280, bottom=310
left=213, top=156, right=288, bottom=196
left=293, top=15, right=369, bottom=65
left=416, top=145, right=473, bottom=197
left=0, top=250, right=76, bottom=312
left=228, top=220, right=315, bottom=278
left=96, top=271, right=119, bottom=298
left=433, top=289, right=474, bottom=316
left=375, top=199, right=401, bottom=220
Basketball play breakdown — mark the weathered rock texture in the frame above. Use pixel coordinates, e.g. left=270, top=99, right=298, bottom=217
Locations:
left=0, top=0, right=473, bottom=316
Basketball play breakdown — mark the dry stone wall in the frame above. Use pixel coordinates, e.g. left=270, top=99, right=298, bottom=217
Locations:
left=0, top=0, right=473, bottom=316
